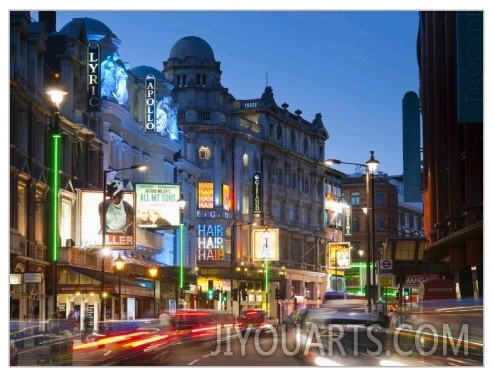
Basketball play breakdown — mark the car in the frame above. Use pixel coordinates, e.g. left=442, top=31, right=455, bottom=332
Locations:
left=237, top=309, right=275, bottom=336
left=288, top=307, right=390, bottom=363
left=281, top=310, right=303, bottom=329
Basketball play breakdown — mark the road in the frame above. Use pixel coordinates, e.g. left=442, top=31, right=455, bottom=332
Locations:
left=13, top=304, right=483, bottom=367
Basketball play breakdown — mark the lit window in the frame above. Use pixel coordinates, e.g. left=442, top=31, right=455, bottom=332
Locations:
left=198, top=146, right=211, bottom=160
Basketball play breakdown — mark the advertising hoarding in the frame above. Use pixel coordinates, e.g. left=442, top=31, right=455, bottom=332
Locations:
left=328, top=242, right=351, bottom=269
left=252, top=228, right=279, bottom=261
left=135, top=184, right=181, bottom=227
left=198, top=182, right=214, bottom=209
left=79, top=190, right=136, bottom=249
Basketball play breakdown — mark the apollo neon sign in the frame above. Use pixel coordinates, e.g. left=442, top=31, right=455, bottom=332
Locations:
left=145, top=74, right=156, bottom=132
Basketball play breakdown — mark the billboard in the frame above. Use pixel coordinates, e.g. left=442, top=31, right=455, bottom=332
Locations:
left=135, top=184, right=181, bottom=227
left=198, top=182, right=214, bottom=209
left=252, top=228, right=279, bottom=261
left=79, top=190, right=136, bottom=249
left=222, top=184, right=231, bottom=211
left=196, top=223, right=225, bottom=261
left=328, top=242, right=351, bottom=269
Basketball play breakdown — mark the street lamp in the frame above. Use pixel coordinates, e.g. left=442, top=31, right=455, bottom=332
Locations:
left=47, top=87, right=67, bottom=318
left=148, top=266, right=158, bottom=317
left=177, top=192, right=187, bottom=306
left=325, top=151, right=379, bottom=313
left=366, top=151, right=379, bottom=307
left=100, top=164, right=147, bottom=322
left=114, top=254, right=125, bottom=320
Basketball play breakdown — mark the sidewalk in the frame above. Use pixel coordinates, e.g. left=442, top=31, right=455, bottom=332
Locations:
left=14, top=336, right=84, bottom=367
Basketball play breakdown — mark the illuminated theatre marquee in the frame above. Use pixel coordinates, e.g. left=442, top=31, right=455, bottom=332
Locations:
left=87, top=41, right=100, bottom=112
left=197, top=224, right=224, bottom=261
left=198, top=182, right=214, bottom=209
left=145, top=74, right=156, bottom=133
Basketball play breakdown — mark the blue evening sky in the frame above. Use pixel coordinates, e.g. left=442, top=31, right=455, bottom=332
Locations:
left=52, top=9, right=419, bottom=176
left=6, top=1, right=491, bottom=177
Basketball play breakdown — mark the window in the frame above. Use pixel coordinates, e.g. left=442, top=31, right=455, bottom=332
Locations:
left=273, top=201, right=281, bottom=220
left=351, top=218, right=360, bottom=232
left=288, top=205, right=295, bottom=225
left=277, top=169, right=283, bottom=185
left=404, top=213, right=410, bottom=228
left=350, top=192, right=360, bottom=206
left=301, top=208, right=308, bottom=227
left=198, top=111, right=211, bottom=120
left=376, top=216, right=385, bottom=230
left=242, top=184, right=250, bottom=215
left=277, top=125, right=283, bottom=141
left=376, top=191, right=384, bottom=205
left=303, top=137, right=309, bottom=155
left=198, top=146, right=211, bottom=160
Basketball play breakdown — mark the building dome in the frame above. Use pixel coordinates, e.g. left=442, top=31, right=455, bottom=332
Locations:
left=59, top=17, right=117, bottom=40
left=169, top=36, right=215, bottom=61
left=130, top=65, right=166, bottom=80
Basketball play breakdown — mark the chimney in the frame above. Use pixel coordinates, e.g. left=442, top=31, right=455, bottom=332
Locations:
left=39, top=11, right=56, bottom=33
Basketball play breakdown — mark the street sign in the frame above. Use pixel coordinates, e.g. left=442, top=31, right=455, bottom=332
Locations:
left=380, top=274, right=394, bottom=287
left=380, top=259, right=393, bottom=270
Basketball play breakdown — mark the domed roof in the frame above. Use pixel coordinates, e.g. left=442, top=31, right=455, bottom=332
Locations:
left=130, top=66, right=166, bottom=80
left=169, top=36, right=215, bottom=61
left=59, top=17, right=117, bottom=39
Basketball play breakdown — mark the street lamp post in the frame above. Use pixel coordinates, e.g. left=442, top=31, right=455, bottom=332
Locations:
left=46, top=87, right=67, bottom=318
left=177, top=192, right=187, bottom=307
left=366, top=151, right=379, bottom=309
left=100, top=164, right=146, bottom=322
left=278, top=266, right=286, bottom=323
left=114, top=254, right=125, bottom=320
left=149, top=266, right=158, bottom=317
left=325, top=151, right=379, bottom=314
left=358, top=249, right=365, bottom=294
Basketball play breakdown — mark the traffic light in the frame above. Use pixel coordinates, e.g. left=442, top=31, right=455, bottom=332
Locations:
left=207, top=280, right=214, bottom=299
left=232, top=288, right=238, bottom=301
left=404, top=288, right=411, bottom=299
left=280, top=286, right=286, bottom=300
left=222, top=292, right=227, bottom=302
left=275, top=287, right=281, bottom=300
left=214, top=289, right=220, bottom=301
left=239, top=282, right=247, bottom=301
